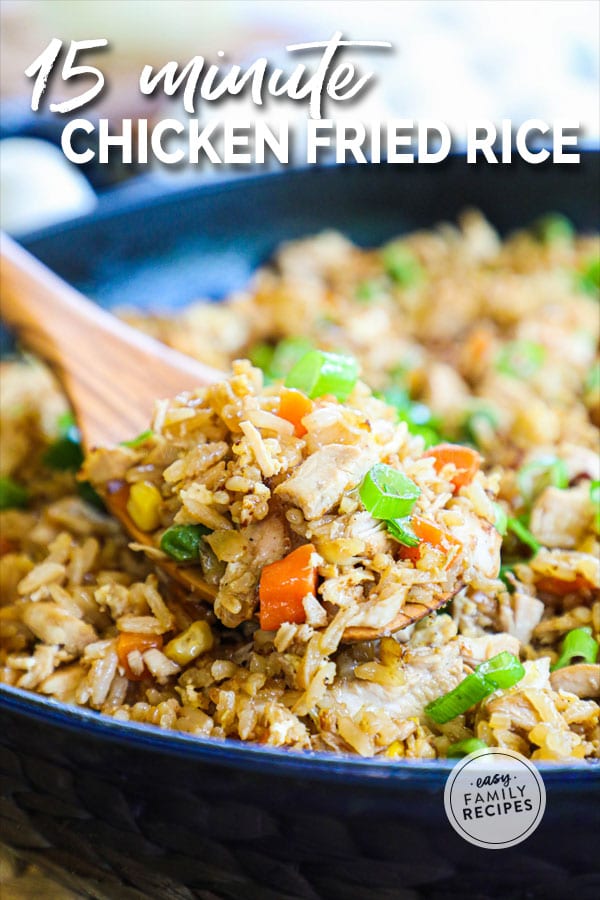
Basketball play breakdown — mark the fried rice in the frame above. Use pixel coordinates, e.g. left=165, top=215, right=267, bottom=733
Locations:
left=1, top=211, right=599, bottom=761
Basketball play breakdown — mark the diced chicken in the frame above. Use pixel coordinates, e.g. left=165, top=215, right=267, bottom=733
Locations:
left=329, top=642, right=464, bottom=720
left=214, top=511, right=290, bottom=627
left=551, top=444, right=600, bottom=483
left=344, top=511, right=393, bottom=556
left=527, top=548, right=600, bottom=589
left=550, top=664, right=600, bottom=698
left=16, top=644, right=61, bottom=690
left=529, top=485, right=593, bottom=549
left=498, top=592, right=545, bottom=645
left=83, top=445, right=141, bottom=485
left=275, top=444, right=374, bottom=520
left=21, top=602, right=97, bottom=654
left=446, top=510, right=502, bottom=580
left=246, top=512, right=291, bottom=569
left=459, top=632, right=521, bottom=665
left=484, top=692, right=539, bottom=730
left=422, top=363, right=471, bottom=428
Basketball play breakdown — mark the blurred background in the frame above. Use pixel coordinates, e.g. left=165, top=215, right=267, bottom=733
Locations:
left=0, top=0, right=598, bottom=235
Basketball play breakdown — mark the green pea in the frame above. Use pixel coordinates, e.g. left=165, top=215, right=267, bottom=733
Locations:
left=533, top=213, right=574, bottom=244
left=0, top=476, right=29, bottom=510
left=381, top=244, right=424, bottom=286
left=496, top=340, right=545, bottom=379
left=578, top=255, right=600, bottom=296
left=160, top=524, right=212, bottom=562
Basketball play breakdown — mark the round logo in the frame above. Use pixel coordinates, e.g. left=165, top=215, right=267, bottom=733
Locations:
left=444, top=748, right=546, bottom=849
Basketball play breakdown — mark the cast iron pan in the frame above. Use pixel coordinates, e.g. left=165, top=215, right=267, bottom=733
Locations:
left=1, top=157, right=599, bottom=900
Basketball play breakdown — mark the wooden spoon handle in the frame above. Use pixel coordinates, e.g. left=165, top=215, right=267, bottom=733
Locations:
left=0, top=232, right=222, bottom=448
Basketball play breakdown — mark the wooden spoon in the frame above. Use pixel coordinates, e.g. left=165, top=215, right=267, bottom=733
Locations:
left=0, top=231, right=220, bottom=603
left=342, top=589, right=456, bottom=643
left=0, top=233, right=459, bottom=637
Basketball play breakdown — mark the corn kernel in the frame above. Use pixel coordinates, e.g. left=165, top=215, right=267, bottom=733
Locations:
left=126, top=482, right=162, bottom=532
left=354, top=661, right=405, bottom=687
left=164, top=620, right=214, bottom=665
left=380, top=636, right=403, bottom=666
left=385, top=740, right=405, bottom=759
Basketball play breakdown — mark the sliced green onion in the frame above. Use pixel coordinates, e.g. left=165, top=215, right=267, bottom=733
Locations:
left=576, top=256, right=600, bottom=296
left=398, top=404, right=442, bottom=447
left=551, top=627, right=599, bottom=671
left=499, top=563, right=516, bottom=592
left=121, top=430, right=154, bottom=448
left=425, top=672, right=490, bottom=724
left=381, top=243, right=423, bottom=286
left=56, top=411, right=77, bottom=433
left=43, top=418, right=84, bottom=471
left=477, top=651, right=526, bottom=689
left=355, top=278, right=387, bottom=303
left=248, top=342, right=275, bottom=373
left=381, top=385, right=410, bottom=409
left=381, top=390, right=443, bottom=447
left=43, top=436, right=84, bottom=471
left=386, top=515, right=420, bottom=547
left=387, top=364, right=412, bottom=387
left=533, top=213, right=574, bottom=244
left=425, top=652, right=525, bottom=724
left=517, top=455, right=569, bottom=503
left=496, top=340, right=545, bottom=380
left=359, top=464, right=421, bottom=520
left=463, top=407, right=499, bottom=446
left=0, top=476, right=29, bottom=510
left=270, top=337, right=314, bottom=378
left=285, top=350, right=358, bottom=401
left=447, top=738, right=488, bottom=758
left=405, top=424, right=442, bottom=449
left=77, top=481, right=106, bottom=511
left=160, top=524, right=212, bottom=562
left=507, top=517, right=541, bottom=555
left=492, top=502, right=508, bottom=536
left=585, top=363, right=600, bottom=394
left=402, top=401, right=436, bottom=427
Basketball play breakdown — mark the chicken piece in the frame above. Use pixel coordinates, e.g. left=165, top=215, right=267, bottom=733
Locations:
left=421, top=363, right=471, bottom=428
left=527, top=548, right=600, bottom=589
left=329, top=642, right=464, bottom=720
left=213, top=511, right=290, bottom=627
left=21, top=602, right=97, bottom=655
left=344, top=511, right=393, bottom=556
left=549, top=443, right=599, bottom=483
left=459, top=632, right=521, bottom=665
left=529, top=485, right=593, bottom=549
left=83, top=445, right=141, bottom=485
left=498, top=592, right=545, bottom=645
left=445, top=510, right=502, bottom=580
left=275, top=444, right=374, bottom=520
left=549, top=664, right=600, bottom=698
left=484, top=692, right=539, bottom=730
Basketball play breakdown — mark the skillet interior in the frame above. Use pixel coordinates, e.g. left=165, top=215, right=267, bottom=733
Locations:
left=1, top=157, right=599, bottom=899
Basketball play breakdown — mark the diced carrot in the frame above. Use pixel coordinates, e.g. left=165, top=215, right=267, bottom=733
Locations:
left=116, top=632, right=163, bottom=681
left=466, top=327, right=493, bottom=366
left=0, top=535, right=17, bottom=556
left=534, top=575, right=590, bottom=596
left=424, top=443, right=482, bottom=491
left=259, top=543, right=317, bottom=631
left=398, top=517, right=462, bottom=565
left=277, top=388, right=314, bottom=437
